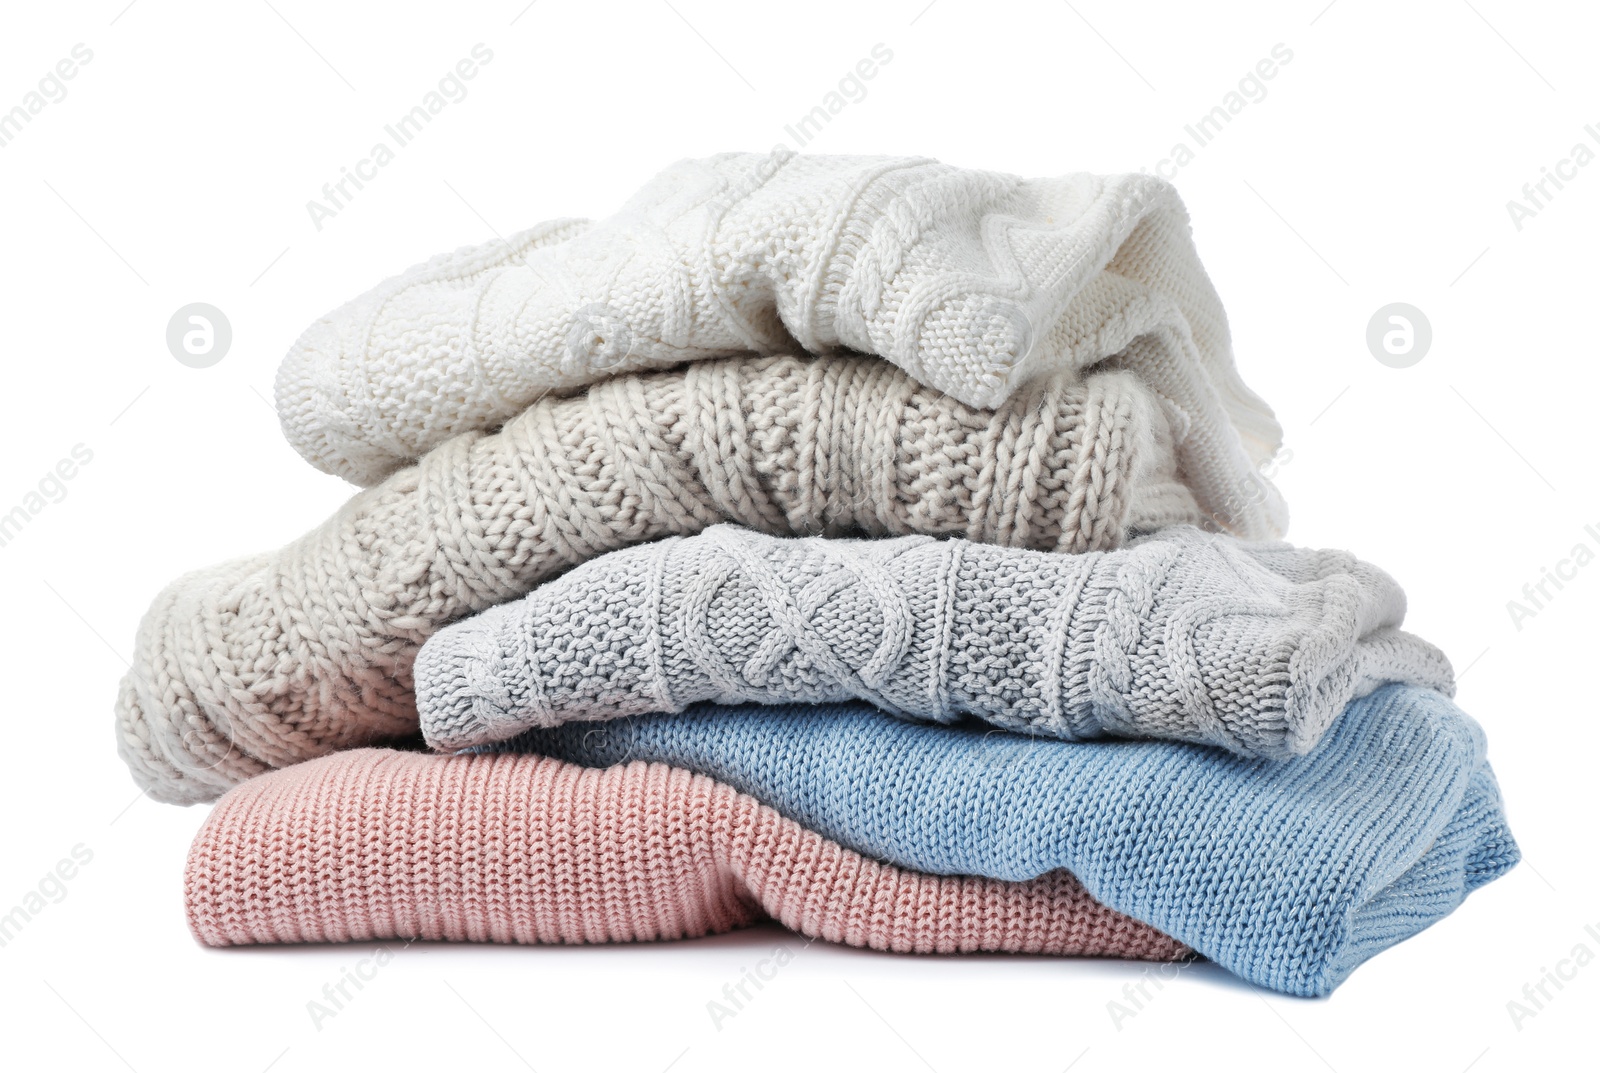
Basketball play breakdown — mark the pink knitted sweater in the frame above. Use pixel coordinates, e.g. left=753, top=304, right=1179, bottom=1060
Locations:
left=186, top=748, right=1188, bottom=960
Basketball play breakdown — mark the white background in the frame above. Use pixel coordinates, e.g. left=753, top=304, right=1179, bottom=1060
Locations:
left=1, top=1, right=1595, bottom=1069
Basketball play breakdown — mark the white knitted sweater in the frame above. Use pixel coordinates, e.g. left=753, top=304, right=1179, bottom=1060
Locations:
left=275, top=153, right=1286, bottom=538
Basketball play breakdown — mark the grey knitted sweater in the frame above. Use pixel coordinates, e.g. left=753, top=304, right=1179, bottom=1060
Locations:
left=417, top=524, right=1454, bottom=758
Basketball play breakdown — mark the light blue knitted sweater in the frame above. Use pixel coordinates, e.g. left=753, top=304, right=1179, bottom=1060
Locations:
left=491, top=684, right=1516, bottom=996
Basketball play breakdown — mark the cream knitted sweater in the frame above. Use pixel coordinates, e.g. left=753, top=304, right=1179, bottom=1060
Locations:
left=275, top=153, right=1286, bottom=538
left=117, top=353, right=1202, bottom=805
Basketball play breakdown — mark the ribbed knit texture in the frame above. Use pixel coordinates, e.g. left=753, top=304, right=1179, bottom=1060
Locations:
left=185, top=748, right=1189, bottom=963
left=274, top=153, right=1287, bottom=544
left=418, top=524, right=1453, bottom=758
left=493, top=685, right=1518, bottom=996
left=118, top=354, right=1202, bottom=806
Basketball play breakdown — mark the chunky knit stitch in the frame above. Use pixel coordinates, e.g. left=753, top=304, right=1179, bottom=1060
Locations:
left=275, top=152, right=1287, bottom=543
left=118, top=354, right=1202, bottom=806
left=495, top=685, right=1518, bottom=996
left=417, top=524, right=1453, bottom=757
left=185, top=748, right=1189, bottom=963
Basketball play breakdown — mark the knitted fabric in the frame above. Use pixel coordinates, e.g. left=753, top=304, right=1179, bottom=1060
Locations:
left=495, top=685, right=1518, bottom=996
left=118, top=354, right=1203, bottom=806
left=185, top=747, right=1190, bottom=963
left=419, top=524, right=1453, bottom=758
left=275, top=152, right=1287, bottom=542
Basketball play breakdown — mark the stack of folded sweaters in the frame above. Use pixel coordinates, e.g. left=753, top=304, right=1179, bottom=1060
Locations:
left=115, top=153, right=1517, bottom=997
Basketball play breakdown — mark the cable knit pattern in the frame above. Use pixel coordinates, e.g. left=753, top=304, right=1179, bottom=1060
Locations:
left=118, top=354, right=1202, bottom=806
left=274, top=152, right=1286, bottom=543
left=185, top=748, right=1190, bottom=963
left=275, top=215, right=592, bottom=484
left=494, top=685, right=1519, bottom=996
left=417, top=524, right=1454, bottom=757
